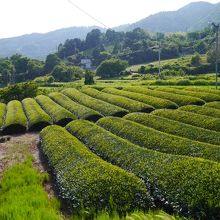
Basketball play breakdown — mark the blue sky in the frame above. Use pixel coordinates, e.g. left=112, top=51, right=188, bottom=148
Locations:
left=1, top=0, right=219, bottom=38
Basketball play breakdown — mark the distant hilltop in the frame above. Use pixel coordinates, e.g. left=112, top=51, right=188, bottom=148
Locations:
left=1, top=1, right=220, bottom=59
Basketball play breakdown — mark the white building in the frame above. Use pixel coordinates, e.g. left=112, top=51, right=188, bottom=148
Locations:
left=80, top=59, right=92, bottom=69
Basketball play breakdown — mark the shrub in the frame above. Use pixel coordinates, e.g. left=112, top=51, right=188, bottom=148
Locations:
left=155, top=87, right=220, bottom=102
left=22, top=98, right=52, bottom=131
left=0, top=103, right=6, bottom=130
left=124, top=112, right=220, bottom=146
left=179, top=105, right=220, bottom=118
left=62, top=88, right=128, bottom=117
left=97, top=116, right=220, bottom=162
left=2, top=100, right=27, bottom=134
left=205, top=101, right=220, bottom=109
left=48, top=92, right=102, bottom=122
left=81, top=88, right=154, bottom=113
left=176, top=79, right=191, bottom=86
left=84, top=70, right=95, bottom=85
left=152, top=109, right=220, bottom=132
left=40, top=125, right=151, bottom=213
left=66, top=119, right=220, bottom=219
left=186, top=87, right=220, bottom=96
left=0, top=81, right=38, bottom=103
left=96, top=58, right=128, bottom=78
left=102, top=88, right=178, bottom=109
left=123, top=87, right=205, bottom=106
left=35, top=95, right=76, bottom=126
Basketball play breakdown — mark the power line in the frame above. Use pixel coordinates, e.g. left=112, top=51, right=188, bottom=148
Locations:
left=67, top=0, right=110, bottom=29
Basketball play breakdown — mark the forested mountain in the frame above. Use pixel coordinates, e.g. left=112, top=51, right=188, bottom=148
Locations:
left=120, top=2, right=220, bottom=32
left=0, top=1, right=220, bottom=59
left=0, top=26, right=104, bottom=59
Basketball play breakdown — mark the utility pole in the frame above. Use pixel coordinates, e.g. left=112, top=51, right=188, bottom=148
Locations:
left=212, top=22, right=219, bottom=90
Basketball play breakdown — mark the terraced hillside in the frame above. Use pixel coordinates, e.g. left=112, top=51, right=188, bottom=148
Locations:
left=1, top=86, right=220, bottom=219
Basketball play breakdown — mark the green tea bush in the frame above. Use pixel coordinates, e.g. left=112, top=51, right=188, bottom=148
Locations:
left=40, top=125, right=151, bottom=213
left=152, top=109, right=220, bottom=132
left=66, top=119, right=220, bottom=219
left=97, top=116, right=220, bottom=162
left=102, top=88, right=178, bottom=109
left=205, top=101, right=220, bottom=109
left=123, top=87, right=205, bottom=106
left=35, top=95, right=76, bottom=126
left=2, top=100, right=27, bottom=134
left=81, top=88, right=154, bottom=113
left=186, top=87, right=220, bottom=96
left=179, top=105, right=220, bottom=118
left=156, top=87, right=220, bottom=102
left=63, top=88, right=128, bottom=117
left=0, top=103, right=6, bottom=131
left=124, top=112, right=220, bottom=146
left=22, top=98, right=52, bottom=131
left=49, top=92, right=102, bottom=122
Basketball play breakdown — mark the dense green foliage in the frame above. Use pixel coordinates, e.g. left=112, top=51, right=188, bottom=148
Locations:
left=102, top=88, right=178, bottom=109
left=0, top=103, right=6, bottom=130
left=185, top=87, right=220, bottom=96
left=3, top=100, right=27, bottom=134
left=96, top=59, right=128, bottom=78
left=0, top=159, right=61, bottom=220
left=84, top=70, right=95, bottom=85
left=40, top=125, right=151, bottom=213
left=155, top=87, right=220, bottom=102
left=153, top=109, right=220, bottom=132
left=63, top=88, right=128, bottom=117
left=22, top=98, right=52, bottom=131
left=205, top=101, right=220, bottom=109
left=82, top=88, right=154, bottom=113
left=123, top=86, right=205, bottom=106
left=44, top=54, right=61, bottom=74
left=35, top=95, right=76, bottom=125
left=124, top=112, right=220, bottom=146
left=0, top=81, right=38, bottom=103
left=97, top=116, right=220, bottom=162
left=48, top=92, right=102, bottom=121
left=51, top=63, right=84, bottom=82
left=66, top=119, right=220, bottom=219
left=179, top=105, right=220, bottom=118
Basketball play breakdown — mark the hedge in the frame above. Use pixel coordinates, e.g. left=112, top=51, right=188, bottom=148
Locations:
left=63, top=88, right=128, bottom=117
left=0, top=103, right=6, bottom=131
left=102, top=88, right=178, bottom=109
left=66, top=119, right=220, bottom=219
left=155, top=87, right=220, bottom=102
left=185, top=87, right=220, bottom=96
left=2, top=100, right=27, bottom=134
left=35, top=95, right=76, bottom=126
left=205, top=101, right=220, bottom=110
left=152, top=109, right=220, bottom=132
left=179, top=105, right=220, bottom=118
left=40, top=125, right=151, bottom=213
left=124, top=112, right=220, bottom=146
left=22, top=98, right=52, bottom=131
left=81, top=88, right=154, bottom=113
left=123, top=87, right=205, bottom=106
left=97, top=116, right=220, bottom=162
left=48, top=92, right=102, bottom=122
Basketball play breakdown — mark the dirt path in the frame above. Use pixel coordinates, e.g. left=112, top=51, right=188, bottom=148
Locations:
left=0, top=133, right=55, bottom=198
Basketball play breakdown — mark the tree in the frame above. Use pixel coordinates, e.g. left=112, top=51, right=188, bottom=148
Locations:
left=96, top=58, right=128, bottom=78
left=27, top=60, right=44, bottom=79
left=84, top=70, right=95, bottom=85
left=51, top=64, right=84, bottom=82
left=191, top=53, right=201, bottom=65
left=0, top=59, right=15, bottom=85
left=44, top=54, right=61, bottom=73
left=85, top=29, right=102, bottom=49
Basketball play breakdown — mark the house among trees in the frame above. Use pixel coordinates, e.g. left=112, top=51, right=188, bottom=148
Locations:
left=80, top=59, right=92, bottom=69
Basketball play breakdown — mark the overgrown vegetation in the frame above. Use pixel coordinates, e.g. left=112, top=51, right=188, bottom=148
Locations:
left=0, top=159, right=61, bottom=220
